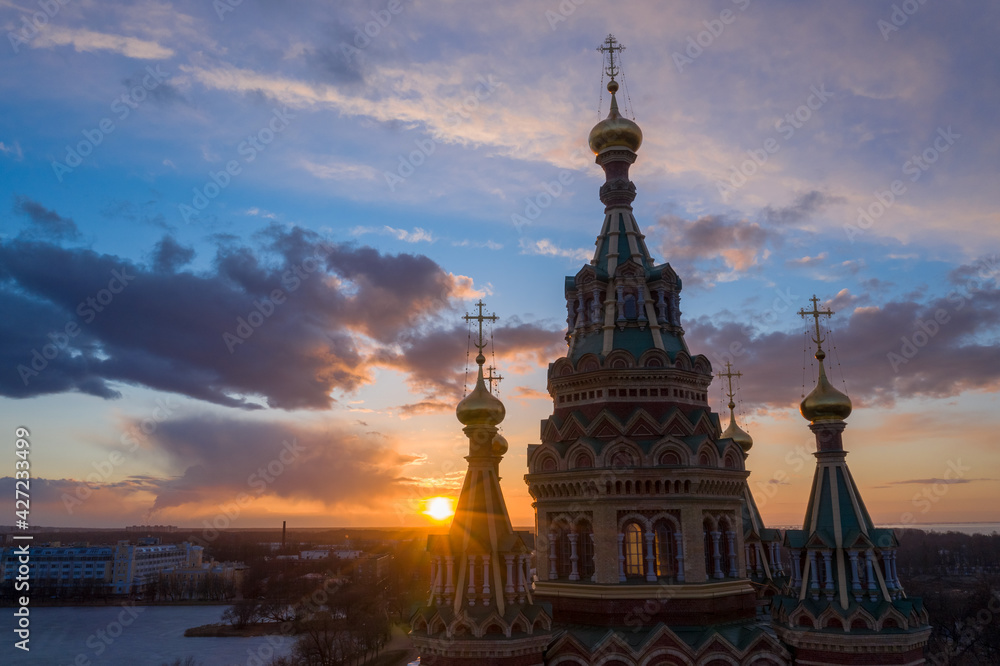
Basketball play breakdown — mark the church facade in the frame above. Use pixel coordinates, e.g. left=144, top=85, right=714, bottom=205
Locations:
left=410, top=37, right=931, bottom=665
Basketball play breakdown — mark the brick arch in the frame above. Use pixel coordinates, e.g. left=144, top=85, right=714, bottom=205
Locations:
left=604, top=349, right=636, bottom=369
left=576, top=352, right=601, bottom=373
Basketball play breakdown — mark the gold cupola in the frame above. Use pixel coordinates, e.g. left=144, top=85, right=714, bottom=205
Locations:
left=588, top=79, right=643, bottom=155
left=589, top=34, right=642, bottom=155
left=800, top=347, right=852, bottom=422
left=718, top=363, right=753, bottom=452
left=456, top=353, right=506, bottom=427
left=456, top=301, right=506, bottom=428
left=798, top=296, right=852, bottom=423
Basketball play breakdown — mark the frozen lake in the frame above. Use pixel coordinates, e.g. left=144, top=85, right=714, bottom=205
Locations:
left=5, top=605, right=294, bottom=665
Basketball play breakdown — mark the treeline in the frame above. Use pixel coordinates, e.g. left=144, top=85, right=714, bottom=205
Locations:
left=896, top=529, right=1000, bottom=575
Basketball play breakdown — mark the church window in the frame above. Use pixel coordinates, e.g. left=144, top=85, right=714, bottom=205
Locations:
left=654, top=520, right=676, bottom=578
left=624, top=523, right=644, bottom=576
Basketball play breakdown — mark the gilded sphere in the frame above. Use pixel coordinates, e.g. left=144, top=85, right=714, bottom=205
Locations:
left=456, top=375, right=506, bottom=427
left=588, top=89, right=642, bottom=154
left=492, top=432, right=509, bottom=457
left=721, top=419, right=754, bottom=452
left=800, top=371, right=853, bottom=422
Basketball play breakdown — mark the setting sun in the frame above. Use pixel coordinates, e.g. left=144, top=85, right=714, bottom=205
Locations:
left=422, top=496, right=455, bottom=522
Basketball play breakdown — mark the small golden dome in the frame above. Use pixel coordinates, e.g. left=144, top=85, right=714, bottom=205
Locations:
left=588, top=81, right=642, bottom=154
left=456, top=361, right=506, bottom=427
left=721, top=418, right=753, bottom=452
left=491, top=432, right=508, bottom=457
left=800, top=351, right=852, bottom=422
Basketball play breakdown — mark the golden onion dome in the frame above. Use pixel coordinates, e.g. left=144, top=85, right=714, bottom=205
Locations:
left=491, top=432, right=509, bottom=457
left=800, top=350, right=852, bottom=422
left=721, top=418, right=754, bottom=452
left=588, top=80, right=643, bottom=154
left=456, top=358, right=506, bottom=427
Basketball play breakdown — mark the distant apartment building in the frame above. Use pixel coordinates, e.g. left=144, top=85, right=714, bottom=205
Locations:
left=351, top=554, right=390, bottom=588
left=0, top=541, right=203, bottom=595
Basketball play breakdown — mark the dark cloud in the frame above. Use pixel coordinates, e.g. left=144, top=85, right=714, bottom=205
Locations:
left=375, top=319, right=563, bottom=401
left=654, top=213, right=778, bottom=275
left=143, top=415, right=415, bottom=515
left=151, top=235, right=195, bottom=273
left=13, top=196, right=80, bottom=240
left=760, top=190, right=844, bottom=225
left=886, top=478, right=994, bottom=485
left=686, top=282, right=1000, bottom=410
left=0, top=220, right=476, bottom=410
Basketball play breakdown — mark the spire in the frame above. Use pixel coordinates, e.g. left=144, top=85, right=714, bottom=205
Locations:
left=457, top=301, right=505, bottom=427
left=798, top=295, right=852, bottom=424
left=717, top=362, right=753, bottom=452
left=412, top=301, right=552, bottom=662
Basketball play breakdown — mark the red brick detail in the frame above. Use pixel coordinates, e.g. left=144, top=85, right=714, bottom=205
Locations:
left=793, top=645, right=927, bottom=665
left=535, top=589, right=757, bottom=626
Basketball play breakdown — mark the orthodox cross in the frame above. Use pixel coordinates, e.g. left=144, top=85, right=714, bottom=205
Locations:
left=716, top=361, right=742, bottom=410
left=597, top=34, right=625, bottom=80
left=485, top=366, right=504, bottom=393
left=463, top=300, right=498, bottom=357
left=797, top=295, right=834, bottom=352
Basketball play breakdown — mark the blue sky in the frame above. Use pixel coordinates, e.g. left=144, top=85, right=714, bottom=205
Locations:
left=1, top=0, right=998, bottom=529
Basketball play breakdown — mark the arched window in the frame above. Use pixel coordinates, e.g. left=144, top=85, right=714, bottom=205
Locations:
left=577, top=521, right=595, bottom=579
left=554, top=525, right=572, bottom=578
left=703, top=519, right=715, bottom=579
left=653, top=520, right=676, bottom=578
left=659, top=450, right=680, bottom=465
left=719, top=519, right=733, bottom=577
left=610, top=450, right=633, bottom=468
left=698, top=451, right=711, bottom=466
left=573, top=452, right=593, bottom=469
left=624, top=522, right=644, bottom=577
left=541, top=456, right=557, bottom=472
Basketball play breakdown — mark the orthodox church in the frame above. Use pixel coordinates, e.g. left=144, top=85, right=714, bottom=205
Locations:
left=410, top=36, right=931, bottom=665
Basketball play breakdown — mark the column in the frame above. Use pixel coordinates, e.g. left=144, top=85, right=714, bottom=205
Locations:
left=790, top=549, right=801, bottom=588
left=480, top=555, right=490, bottom=605
left=849, top=550, right=862, bottom=601
left=429, top=556, right=439, bottom=603
left=548, top=532, right=558, bottom=580
left=637, top=286, right=647, bottom=325
left=726, top=531, right=738, bottom=578
left=504, top=554, right=515, bottom=603
left=616, top=285, right=625, bottom=325
left=575, top=292, right=586, bottom=330
left=822, top=550, right=834, bottom=600
left=590, top=534, right=597, bottom=582
left=656, top=288, right=668, bottom=324
left=444, top=556, right=454, bottom=600
left=568, top=533, right=580, bottom=581
left=644, top=531, right=656, bottom=582
left=772, top=542, right=783, bottom=575
left=674, top=532, right=685, bottom=582
left=467, top=555, right=476, bottom=605
left=517, top=554, right=527, bottom=604
left=591, top=287, right=601, bottom=324
left=865, top=550, right=877, bottom=601
left=890, top=551, right=901, bottom=598
left=617, top=533, right=626, bottom=582
left=744, top=544, right=751, bottom=577
left=711, top=531, right=723, bottom=579
left=809, top=551, right=820, bottom=600
left=755, top=544, right=764, bottom=576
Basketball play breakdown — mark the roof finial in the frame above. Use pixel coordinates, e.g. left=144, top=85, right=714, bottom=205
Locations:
left=457, top=301, right=505, bottom=427
left=718, top=362, right=753, bottom=451
left=597, top=33, right=625, bottom=84
left=463, top=299, right=498, bottom=370
left=797, top=295, right=852, bottom=423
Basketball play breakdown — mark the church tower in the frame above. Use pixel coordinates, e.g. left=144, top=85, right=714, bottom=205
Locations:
left=523, top=35, right=788, bottom=664
left=410, top=302, right=553, bottom=665
left=771, top=297, right=931, bottom=664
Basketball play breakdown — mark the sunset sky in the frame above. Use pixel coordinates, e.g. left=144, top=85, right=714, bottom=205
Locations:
left=1, top=0, right=998, bottom=531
